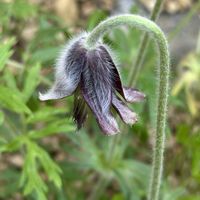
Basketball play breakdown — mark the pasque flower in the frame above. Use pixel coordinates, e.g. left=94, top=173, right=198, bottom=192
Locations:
left=39, top=33, right=145, bottom=135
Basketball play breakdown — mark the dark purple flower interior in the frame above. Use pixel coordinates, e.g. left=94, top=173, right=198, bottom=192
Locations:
left=80, top=48, right=119, bottom=135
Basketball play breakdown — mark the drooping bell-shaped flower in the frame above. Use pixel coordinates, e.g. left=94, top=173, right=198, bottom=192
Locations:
left=39, top=33, right=145, bottom=135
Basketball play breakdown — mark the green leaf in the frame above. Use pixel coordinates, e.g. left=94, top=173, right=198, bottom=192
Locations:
left=12, top=0, right=37, bottom=19
left=112, top=194, right=125, bottom=200
left=0, top=136, right=7, bottom=148
left=20, top=140, right=62, bottom=200
left=20, top=144, right=48, bottom=200
left=26, top=106, right=66, bottom=123
left=0, top=38, right=15, bottom=71
left=0, top=168, right=20, bottom=198
left=0, top=2, right=11, bottom=25
left=0, top=110, right=4, bottom=125
left=162, top=183, right=186, bottom=200
left=180, top=196, right=200, bottom=200
left=23, top=63, right=41, bottom=102
left=114, top=160, right=150, bottom=200
left=0, top=85, right=31, bottom=114
left=3, top=68, right=19, bottom=91
left=0, top=136, right=24, bottom=153
left=37, top=146, right=62, bottom=188
left=87, top=10, right=107, bottom=31
left=29, top=119, right=75, bottom=139
left=30, top=46, right=60, bottom=63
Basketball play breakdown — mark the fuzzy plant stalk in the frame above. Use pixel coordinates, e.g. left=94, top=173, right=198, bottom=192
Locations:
left=128, top=0, right=165, bottom=86
left=86, top=14, right=170, bottom=200
left=109, top=0, right=166, bottom=166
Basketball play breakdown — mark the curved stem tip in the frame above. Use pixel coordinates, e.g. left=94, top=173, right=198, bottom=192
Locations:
left=86, top=14, right=170, bottom=200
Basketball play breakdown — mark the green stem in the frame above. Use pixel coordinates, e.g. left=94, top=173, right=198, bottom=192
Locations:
left=197, top=29, right=200, bottom=54
left=128, top=34, right=149, bottom=86
left=168, top=1, right=200, bottom=41
left=86, top=14, right=170, bottom=200
left=3, top=113, right=20, bottom=140
left=107, top=0, right=165, bottom=175
left=128, top=0, right=164, bottom=86
left=150, top=0, right=164, bottom=21
left=87, top=176, right=110, bottom=200
left=129, top=0, right=200, bottom=85
left=7, top=59, right=23, bottom=69
left=106, top=120, right=125, bottom=161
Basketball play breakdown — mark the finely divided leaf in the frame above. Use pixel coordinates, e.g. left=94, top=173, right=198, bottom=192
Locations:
left=28, top=119, right=75, bottom=139
left=20, top=140, right=62, bottom=200
left=23, top=63, right=41, bottom=102
left=0, top=38, right=15, bottom=71
left=0, top=85, right=31, bottom=114
left=0, top=110, right=4, bottom=125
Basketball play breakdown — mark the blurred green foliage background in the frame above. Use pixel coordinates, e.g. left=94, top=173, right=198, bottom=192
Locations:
left=0, top=0, right=200, bottom=200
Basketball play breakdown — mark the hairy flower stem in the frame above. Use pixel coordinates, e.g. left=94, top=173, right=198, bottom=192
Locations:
left=86, top=14, right=170, bottom=200
left=128, top=0, right=165, bottom=86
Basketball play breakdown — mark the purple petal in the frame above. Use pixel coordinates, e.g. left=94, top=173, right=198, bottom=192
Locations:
left=39, top=38, right=87, bottom=101
left=81, top=47, right=119, bottom=135
left=98, top=46, right=145, bottom=103
left=112, top=95, right=137, bottom=125
left=111, top=65, right=145, bottom=103
left=122, top=87, right=145, bottom=102
left=73, top=89, right=87, bottom=129
left=97, top=112, right=119, bottom=135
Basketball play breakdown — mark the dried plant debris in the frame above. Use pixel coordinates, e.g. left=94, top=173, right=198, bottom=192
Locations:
left=139, top=0, right=194, bottom=14
left=28, top=0, right=115, bottom=24
left=78, top=0, right=115, bottom=18
left=54, top=0, right=79, bottom=25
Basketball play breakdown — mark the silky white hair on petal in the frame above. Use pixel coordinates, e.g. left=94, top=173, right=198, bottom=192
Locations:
left=39, top=32, right=88, bottom=101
